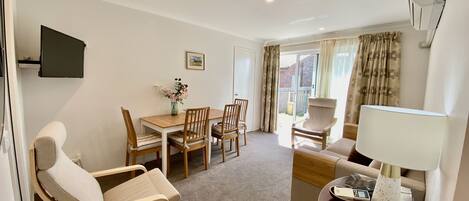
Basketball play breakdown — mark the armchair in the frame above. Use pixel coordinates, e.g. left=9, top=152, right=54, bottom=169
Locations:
left=29, top=121, right=180, bottom=201
left=291, top=97, right=337, bottom=149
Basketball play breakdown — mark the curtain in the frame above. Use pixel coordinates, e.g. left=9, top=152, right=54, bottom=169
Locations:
left=261, top=45, right=280, bottom=132
left=328, top=39, right=359, bottom=140
left=316, top=40, right=336, bottom=98
left=345, top=32, right=401, bottom=124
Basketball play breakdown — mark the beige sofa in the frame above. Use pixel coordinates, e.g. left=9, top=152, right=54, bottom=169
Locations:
left=291, top=124, right=426, bottom=201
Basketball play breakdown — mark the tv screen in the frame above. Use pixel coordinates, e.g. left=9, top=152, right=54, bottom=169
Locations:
left=40, top=25, right=85, bottom=78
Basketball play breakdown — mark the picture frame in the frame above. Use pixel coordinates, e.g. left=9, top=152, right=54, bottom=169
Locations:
left=185, top=51, right=205, bottom=70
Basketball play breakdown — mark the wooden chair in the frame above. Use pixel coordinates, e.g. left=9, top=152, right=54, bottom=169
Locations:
left=211, top=104, right=241, bottom=162
left=121, top=107, right=162, bottom=177
left=234, top=98, right=249, bottom=145
left=167, top=107, right=210, bottom=178
left=291, top=98, right=337, bottom=150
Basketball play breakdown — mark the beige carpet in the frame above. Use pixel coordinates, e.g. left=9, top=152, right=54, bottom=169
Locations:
left=98, top=132, right=294, bottom=201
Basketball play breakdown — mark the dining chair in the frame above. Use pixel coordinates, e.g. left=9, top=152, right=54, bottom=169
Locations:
left=234, top=98, right=249, bottom=145
left=211, top=104, right=241, bottom=162
left=291, top=98, right=337, bottom=150
left=167, top=107, right=210, bottom=178
left=121, top=107, right=162, bottom=177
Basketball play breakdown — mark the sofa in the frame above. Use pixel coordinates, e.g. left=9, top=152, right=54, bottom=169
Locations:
left=291, top=123, right=426, bottom=201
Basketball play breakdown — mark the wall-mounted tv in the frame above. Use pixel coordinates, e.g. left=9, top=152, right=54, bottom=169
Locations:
left=39, top=25, right=86, bottom=78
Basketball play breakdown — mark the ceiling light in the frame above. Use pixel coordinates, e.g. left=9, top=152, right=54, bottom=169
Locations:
left=319, top=27, right=325, bottom=31
left=265, top=0, right=274, bottom=3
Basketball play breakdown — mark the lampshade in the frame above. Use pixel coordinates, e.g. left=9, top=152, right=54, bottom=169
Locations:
left=356, top=105, right=447, bottom=171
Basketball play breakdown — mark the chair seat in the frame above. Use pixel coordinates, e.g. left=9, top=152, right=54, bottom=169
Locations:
left=104, top=169, right=180, bottom=201
left=292, top=124, right=326, bottom=136
left=211, top=123, right=238, bottom=138
left=239, top=121, right=247, bottom=130
left=168, top=132, right=206, bottom=148
left=130, top=133, right=162, bottom=151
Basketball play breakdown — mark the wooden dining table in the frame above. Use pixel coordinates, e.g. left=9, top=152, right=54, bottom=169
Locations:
left=140, top=108, right=224, bottom=176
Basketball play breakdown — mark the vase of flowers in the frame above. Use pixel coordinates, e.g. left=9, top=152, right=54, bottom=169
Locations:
left=160, top=78, right=188, bottom=115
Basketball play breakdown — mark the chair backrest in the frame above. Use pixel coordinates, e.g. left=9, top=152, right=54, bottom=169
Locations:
left=303, top=98, right=337, bottom=130
left=183, top=107, right=210, bottom=144
left=221, top=104, right=241, bottom=133
left=234, top=98, right=248, bottom=123
left=30, top=121, right=103, bottom=201
left=121, top=107, right=138, bottom=148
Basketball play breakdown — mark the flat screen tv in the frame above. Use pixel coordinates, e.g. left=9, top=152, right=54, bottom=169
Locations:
left=39, top=25, right=86, bottom=78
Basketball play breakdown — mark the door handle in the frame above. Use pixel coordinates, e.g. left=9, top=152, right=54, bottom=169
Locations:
left=234, top=93, right=239, bottom=96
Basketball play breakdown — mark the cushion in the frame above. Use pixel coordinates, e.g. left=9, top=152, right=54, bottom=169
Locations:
left=325, top=138, right=355, bottom=157
left=35, top=122, right=104, bottom=201
left=130, top=133, right=162, bottom=151
left=104, top=169, right=180, bottom=201
left=168, top=132, right=205, bottom=148
left=319, top=150, right=349, bottom=160
left=212, top=123, right=238, bottom=137
left=347, top=145, right=373, bottom=166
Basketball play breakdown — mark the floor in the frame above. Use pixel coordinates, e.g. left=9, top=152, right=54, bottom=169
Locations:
left=34, top=130, right=324, bottom=201
left=97, top=131, right=306, bottom=201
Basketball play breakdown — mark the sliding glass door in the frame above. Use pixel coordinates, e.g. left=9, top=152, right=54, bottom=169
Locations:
left=276, top=51, right=318, bottom=147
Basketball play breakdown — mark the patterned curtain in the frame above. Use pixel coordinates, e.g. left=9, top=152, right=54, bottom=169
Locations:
left=260, top=45, right=280, bottom=132
left=345, top=32, right=401, bottom=124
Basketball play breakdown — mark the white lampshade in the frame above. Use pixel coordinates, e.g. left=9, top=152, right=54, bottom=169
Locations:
left=356, top=105, right=447, bottom=171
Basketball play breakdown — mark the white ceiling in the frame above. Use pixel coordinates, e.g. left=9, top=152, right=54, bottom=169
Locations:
left=104, top=0, right=410, bottom=41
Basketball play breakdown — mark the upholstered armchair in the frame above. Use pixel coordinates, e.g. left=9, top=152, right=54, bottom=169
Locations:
left=291, top=97, right=337, bottom=150
left=29, top=121, right=180, bottom=201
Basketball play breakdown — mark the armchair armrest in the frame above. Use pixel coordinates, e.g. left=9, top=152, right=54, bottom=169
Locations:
left=322, top=118, right=337, bottom=133
left=134, top=194, right=168, bottom=201
left=91, top=165, right=147, bottom=178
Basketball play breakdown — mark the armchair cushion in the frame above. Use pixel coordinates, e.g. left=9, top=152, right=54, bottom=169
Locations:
left=104, top=169, right=180, bottom=201
left=35, top=122, right=104, bottom=201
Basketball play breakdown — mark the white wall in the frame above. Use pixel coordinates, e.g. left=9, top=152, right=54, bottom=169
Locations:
left=423, top=0, right=469, bottom=200
left=267, top=22, right=430, bottom=109
left=15, top=0, right=263, bottom=171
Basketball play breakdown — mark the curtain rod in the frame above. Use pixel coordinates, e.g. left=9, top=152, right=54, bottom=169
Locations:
left=277, top=35, right=358, bottom=48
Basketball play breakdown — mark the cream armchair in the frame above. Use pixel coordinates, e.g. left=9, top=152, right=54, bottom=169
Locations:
left=29, top=121, right=180, bottom=201
left=291, top=97, right=337, bottom=149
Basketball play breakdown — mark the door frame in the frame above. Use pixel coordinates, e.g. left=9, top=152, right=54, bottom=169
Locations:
left=232, top=46, right=257, bottom=131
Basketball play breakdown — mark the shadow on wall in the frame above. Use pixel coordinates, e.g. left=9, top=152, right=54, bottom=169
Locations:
left=21, top=69, right=83, bottom=145
left=454, top=114, right=469, bottom=199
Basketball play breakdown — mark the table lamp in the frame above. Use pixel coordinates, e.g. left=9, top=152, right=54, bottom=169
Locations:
left=356, top=105, right=447, bottom=201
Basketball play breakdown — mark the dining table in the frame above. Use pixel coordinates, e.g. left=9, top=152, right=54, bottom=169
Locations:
left=140, top=108, right=224, bottom=176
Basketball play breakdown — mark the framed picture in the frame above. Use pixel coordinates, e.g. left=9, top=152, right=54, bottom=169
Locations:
left=185, top=51, right=205, bottom=70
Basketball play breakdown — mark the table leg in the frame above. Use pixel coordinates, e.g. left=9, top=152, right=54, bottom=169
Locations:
left=161, top=130, right=168, bottom=176
left=208, top=121, right=213, bottom=164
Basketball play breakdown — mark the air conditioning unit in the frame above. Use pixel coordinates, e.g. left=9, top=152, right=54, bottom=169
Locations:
left=408, top=0, right=445, bottom=47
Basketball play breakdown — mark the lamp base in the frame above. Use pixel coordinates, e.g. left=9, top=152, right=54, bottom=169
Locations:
left=371, top=163, right=401, bottom=201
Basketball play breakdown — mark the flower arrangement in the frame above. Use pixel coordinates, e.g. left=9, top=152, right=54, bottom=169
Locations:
left=160, top=78, right=189, bottom=104
left=161, top=78, right=188, bottom=115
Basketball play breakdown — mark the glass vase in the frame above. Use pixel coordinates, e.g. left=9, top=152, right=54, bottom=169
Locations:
left=170, top=101, right=179, bottom=116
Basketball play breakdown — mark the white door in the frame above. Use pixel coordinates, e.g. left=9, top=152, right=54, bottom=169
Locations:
left=233, top=47, right=256, bottom=131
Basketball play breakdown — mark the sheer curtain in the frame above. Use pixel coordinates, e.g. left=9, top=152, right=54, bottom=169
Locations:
left=328, top=39, right=358, bottom=141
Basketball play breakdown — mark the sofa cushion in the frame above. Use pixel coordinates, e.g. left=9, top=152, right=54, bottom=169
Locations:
left=347, top=145, right=373, bottom=166
left=319, top=150, right=348, bottom=160
left=325, top=138, right=355, bottom=157
left=104, top=169, right=180, bottom=201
